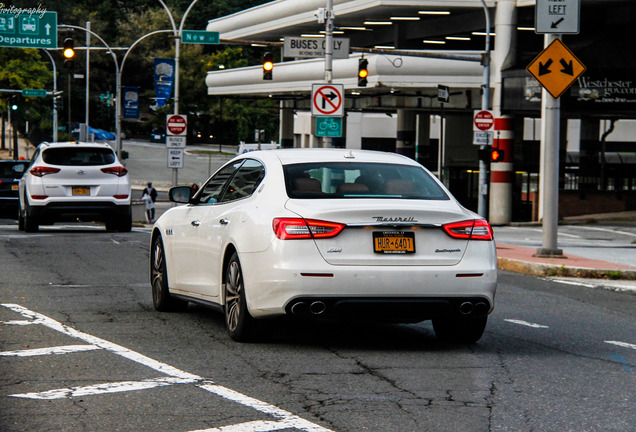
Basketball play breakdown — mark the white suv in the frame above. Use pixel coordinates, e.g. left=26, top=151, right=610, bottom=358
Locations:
left=18, top=141, right=132, bottom=232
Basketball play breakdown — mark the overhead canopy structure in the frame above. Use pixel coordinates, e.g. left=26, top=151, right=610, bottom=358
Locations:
left=204, top=0, right=502, bottom=103
left=206, top=53, right=484, bottom=100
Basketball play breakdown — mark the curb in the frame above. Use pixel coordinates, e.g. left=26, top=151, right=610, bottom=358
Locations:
left=498, top=257, right=636, bottom=280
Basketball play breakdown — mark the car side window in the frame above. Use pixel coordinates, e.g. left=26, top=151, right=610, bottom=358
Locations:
left=197, top=161, right=243, bottom=205
left=219, top=159, right=265, bottom=203
left=28, top=149, right=40, bottom=169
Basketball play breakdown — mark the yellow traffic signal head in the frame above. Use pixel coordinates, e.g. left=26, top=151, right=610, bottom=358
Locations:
left=263, top=52, right=273, bottom=80
left=358, top=58, right=369, bottom=87
left=63, top=38, right=75, bottom=59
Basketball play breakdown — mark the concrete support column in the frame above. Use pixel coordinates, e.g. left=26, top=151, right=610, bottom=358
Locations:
left=489, top=0, right=517, bottom=225
left=396, top=109, right=416, bottom=159
left=279, top=100, right=294, bottom=148
left=415, top=113, right=431, bottom=166
left=489, top=116, right=514, bottom=225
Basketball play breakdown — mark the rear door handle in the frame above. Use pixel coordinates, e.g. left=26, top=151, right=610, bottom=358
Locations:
left=219, top=218, right=229, bottom=225
left=191, top=220, right=200, bottom=227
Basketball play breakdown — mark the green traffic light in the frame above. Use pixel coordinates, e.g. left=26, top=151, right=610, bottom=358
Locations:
left=11, top=104, right=18, bottom=111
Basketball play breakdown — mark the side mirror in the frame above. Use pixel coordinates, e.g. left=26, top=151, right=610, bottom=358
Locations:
left=168, top=186, right=192, bottom=204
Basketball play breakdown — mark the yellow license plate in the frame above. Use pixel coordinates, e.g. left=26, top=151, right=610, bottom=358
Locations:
left=72, top=187, right=90, bottom=196
left=373, top=231, right=415, bottom=254
left=11, top=185, right=18, bottom=190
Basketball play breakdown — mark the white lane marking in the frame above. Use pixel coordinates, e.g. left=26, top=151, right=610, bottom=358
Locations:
left=190, top=420, right=301, bottom=432
left=576, top=226, right=636, bottom=237
left=1, top=303, right=199, bottom=380
left=111, top=238, right=120, bottom=245
left=11, top=377, right=197, bottom=400
left=2, top=320, right=38, bottom=326
left=605, top=340, right=636, bottom=350
left=504, top=319, right=550, bottom=329
left=0, top=344, right=100, bottom=357
left=549, top=279, right=596, bottom=288
left=198, top=383, right=332, bottom=432
left=1, top=304, right=334, bottom=432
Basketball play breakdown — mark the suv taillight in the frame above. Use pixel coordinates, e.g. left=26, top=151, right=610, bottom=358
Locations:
left=30, top=166, right=61, bottom=177
left=101, top=166, right=128, bottom=177
left=442, top=219, right=493, bottom=241
left=273, top=218, right=346, bottom=240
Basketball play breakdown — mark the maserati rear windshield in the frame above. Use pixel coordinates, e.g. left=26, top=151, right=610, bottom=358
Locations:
left=284, top=162, right=449, bottom=200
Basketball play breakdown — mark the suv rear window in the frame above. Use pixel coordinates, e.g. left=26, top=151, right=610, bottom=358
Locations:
left=284, top=162, right=449, bottom=200
left=42, top=147, right=116, bottom=166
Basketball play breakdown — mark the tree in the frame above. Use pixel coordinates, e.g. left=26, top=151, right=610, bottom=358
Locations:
left=0, top=48, right=54, bottom=143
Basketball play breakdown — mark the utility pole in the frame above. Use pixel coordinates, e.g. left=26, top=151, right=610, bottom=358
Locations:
left=159, top=0, right=199, bottom=186
left=536, top=34, right=563, bottom=257
left=323, top=0, right=334, bottom=148
left=478, top=0, right=491, bottom=218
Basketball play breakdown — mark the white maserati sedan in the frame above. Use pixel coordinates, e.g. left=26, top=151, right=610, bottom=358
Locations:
left=150, top=149, right=497, bottom=343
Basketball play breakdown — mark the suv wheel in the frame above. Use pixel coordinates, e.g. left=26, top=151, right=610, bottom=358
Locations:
left=23, top=203, right=39, bottom=233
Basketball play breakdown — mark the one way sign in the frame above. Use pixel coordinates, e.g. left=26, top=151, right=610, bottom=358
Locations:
left=526, top=38, right=586, bottom=99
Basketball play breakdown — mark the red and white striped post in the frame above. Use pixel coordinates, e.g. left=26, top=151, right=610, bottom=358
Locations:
left=489, top=116, right=513, bottom=225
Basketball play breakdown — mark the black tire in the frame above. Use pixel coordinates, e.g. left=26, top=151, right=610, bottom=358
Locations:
left=432, top=316, right=488, bottom=344
left=224, top=252, right=256, bottom=342
left=18, top=208, right=25, bottom=231
left=150, top=235, right=188, bottom=312
left=23, top=204, right=39, bottom=233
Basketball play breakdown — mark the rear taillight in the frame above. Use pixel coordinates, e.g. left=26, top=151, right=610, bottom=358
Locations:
left=113, top=194, right=129, bottom=199
left=101, top=166, right=128, bottom=177
left=30, top=166, right=60, bottom=177
left=273, top=218, right=346, bottom=240
left=443, top=219, right=493, bottom=241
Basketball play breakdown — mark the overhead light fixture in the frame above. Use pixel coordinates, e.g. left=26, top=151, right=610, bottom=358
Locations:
left=419, top=11, right=450, bottom=15
left=446, top=36, right=471, bottom=41
left=374, top=45, right=395, bottom=49
left=423, top=40, right=446, bottom=45
left=320, top=30, right=345, bottom=34
left=364, top=21, right=392, bottom=25
left=472, top=31, right=496, bottom=36
left=390, top=16, right=420, bottom=21
left=301, top=34, right=325, bottom=38
left=517, top=27, right=535, bottom=31
left=339, top=26, right=368, bottom=31
left=251, top=43, right=267, bottom=47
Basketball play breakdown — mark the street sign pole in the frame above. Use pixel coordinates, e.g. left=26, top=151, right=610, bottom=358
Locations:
left=323, top=0, right=334, bottom=148
left=537, top=34, right=563, bottom=258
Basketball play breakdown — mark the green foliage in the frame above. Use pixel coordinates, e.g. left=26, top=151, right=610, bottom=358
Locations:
left=2, top=1, right=277, bottom=145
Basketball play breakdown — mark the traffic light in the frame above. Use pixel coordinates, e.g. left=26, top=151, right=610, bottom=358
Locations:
left=490, top=148, right=505, bottom=162
left=263, top=52, right=273, bottom=80
left=358, top=58, right=368, bottom=87
left=10, top=96, right=18, bottom=111
left=63, top=37, right=75, bottom=69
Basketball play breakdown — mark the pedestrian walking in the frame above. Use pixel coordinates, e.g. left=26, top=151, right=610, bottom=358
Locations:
left=143, top=182, right=158, bottom=203
left=142, top=190, right=155, bottom=223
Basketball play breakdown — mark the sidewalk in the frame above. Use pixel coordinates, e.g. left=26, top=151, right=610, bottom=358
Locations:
left=496, top=210, right=636, bottom=281
left=496, top=242, right=636, bottom=280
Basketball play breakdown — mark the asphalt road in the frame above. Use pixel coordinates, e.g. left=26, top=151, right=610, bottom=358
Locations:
left=0, top=221, right=634, bottom=431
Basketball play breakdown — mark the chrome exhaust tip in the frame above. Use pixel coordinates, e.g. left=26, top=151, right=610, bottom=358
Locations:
left=309, top=301, right=327, bottom=315
left=291, top=302, right=308, bottom=315
left=459, top=302, right=474, bottom=315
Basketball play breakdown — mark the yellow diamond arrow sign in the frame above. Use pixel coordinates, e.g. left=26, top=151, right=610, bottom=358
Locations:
left=527, top=38, right=586, bottom=99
